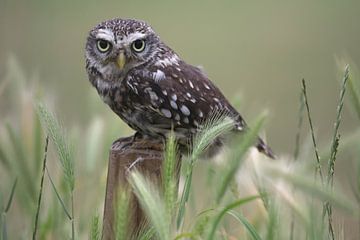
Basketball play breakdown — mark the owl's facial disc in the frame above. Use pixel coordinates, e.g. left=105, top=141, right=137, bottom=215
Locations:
left=86, top=20, right=160, bottom=83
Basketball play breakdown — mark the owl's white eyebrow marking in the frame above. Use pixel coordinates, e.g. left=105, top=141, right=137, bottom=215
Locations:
left=96, top=29, right=114, bottom=42
left=121, top=32, right=147, bottom=44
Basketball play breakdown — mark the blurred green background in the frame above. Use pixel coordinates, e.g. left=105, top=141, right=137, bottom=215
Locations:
left=1, top=0, right=360, bottom=239
left=1, top=0, right=359, bottom=151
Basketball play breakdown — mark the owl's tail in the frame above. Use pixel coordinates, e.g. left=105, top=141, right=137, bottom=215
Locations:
left=256, top=137, right=276, bottom=159
left=234, top=116, right=275, bottom=159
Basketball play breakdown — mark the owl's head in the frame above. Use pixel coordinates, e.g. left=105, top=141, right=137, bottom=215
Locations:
left=85, top=18, right=161, bottom=83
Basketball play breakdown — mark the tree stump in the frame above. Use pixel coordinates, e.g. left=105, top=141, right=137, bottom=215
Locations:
left=102, top=135, right=179, bottom=239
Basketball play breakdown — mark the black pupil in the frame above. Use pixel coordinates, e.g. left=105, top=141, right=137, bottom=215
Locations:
left=134, top=40, right=143, bottom=50
left=99, top=40, right=108, bottom=50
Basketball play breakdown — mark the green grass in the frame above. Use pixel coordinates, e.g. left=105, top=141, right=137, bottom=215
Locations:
left=0, top=60, right=360, bottom=239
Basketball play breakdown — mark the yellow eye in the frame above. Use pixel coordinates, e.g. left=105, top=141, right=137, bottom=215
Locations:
left=97, top=39, right=111, bottom=52
left=131, top=39, right=146, bottom=52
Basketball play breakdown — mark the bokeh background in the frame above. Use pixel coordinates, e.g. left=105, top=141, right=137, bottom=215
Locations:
left=1, top=0, right=360, bottom=239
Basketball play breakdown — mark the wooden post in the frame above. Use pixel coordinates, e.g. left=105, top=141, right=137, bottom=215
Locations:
left=102, top=135, right=174, bottom=239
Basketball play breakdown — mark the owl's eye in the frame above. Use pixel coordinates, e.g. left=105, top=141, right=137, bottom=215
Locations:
left=96, top=39, right=111, bottom=53
left=131, top=39, right=146, bottom=52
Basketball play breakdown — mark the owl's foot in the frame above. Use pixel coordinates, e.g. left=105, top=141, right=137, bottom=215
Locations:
left=133, top=131, right=144, bottom=142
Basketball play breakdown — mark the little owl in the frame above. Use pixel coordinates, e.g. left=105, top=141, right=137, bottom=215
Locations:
left=85, top=18, right=274, bottom=158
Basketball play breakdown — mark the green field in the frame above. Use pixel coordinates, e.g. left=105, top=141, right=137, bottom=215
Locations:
left=1, top=1, right=360, bottom=239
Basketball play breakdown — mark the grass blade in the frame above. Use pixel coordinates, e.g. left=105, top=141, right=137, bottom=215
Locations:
left=177, top=111, right=235, bottom=228
left=0, top=143, right=10, bottom=169
left=269, top=168, right=356, bottom=214
left=90, top=214, right=100, bottom=240
left=135, top=226, right=156, bottom=240
left=1, top=213, right=7, bottom=240
left=327, top=65, right=349, bottom=186
left=347, top=66, right=360, bottom=121
left=227, top=210, right=262, bottom=240
left=45, top=166, right=72, bottom=220
left=207, top=195, right=260, bottom=240
left=115, top=190, right=129, bottom=240
left=162, top=131, right=178, bottom=223
left=36, top=102, right=75, bottom=191
left=216, top=114, right=265, bottom=203
left=302, top=79, right=324, bottom=183
left=130, top=171, right=170, bottom=240
left=1, top=178, right=17, bottom=240
left=32, top=136, right=49, bottom=240
left=294, top=88, right=305, bottom=160
left=191, top=110, right=235, bottom=160
left=323, top=65, right=349, bottom=240
left=4, top=178, right=17, bottom=213
left=33, top=114, right=43, bottom=176
left=6, top=124, right=35, bottom=198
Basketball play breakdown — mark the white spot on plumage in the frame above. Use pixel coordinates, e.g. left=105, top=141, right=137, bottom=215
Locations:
left=204, top=83, right=211, bottom=89
left=162, top=90, right=167, bottom=96
left=127, top=80, right=138, bottom=94
left=174, top=113, right=180, bottom=121
left=183, top=117, right=189, bottom=124
left=155, top=55, right=180, bottom=67
left=148, top=91, right=158, bottom=101
left=171, top=94, right=177, bottom=101
left=213, top=97, right=220, bottom=102
left=186, top=92, right=192, bottom=98
left=170, top=100, right=178, bottom=109
left=161, top=108, right=172, bottom=118
left=152, top=69, right=166, bottom=82
left=180, top=105, right=190, bottom=116
left=198, top=110, right=204, bottom=118
left=144, top=87, right=158, bottom=102
left=190, top=98, right=196, bottom=103
left=189, top=81, right=194, bottom=89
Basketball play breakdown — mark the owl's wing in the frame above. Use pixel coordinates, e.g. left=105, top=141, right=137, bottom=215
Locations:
left=125, top=61, right=274, bottom=158
left=126, top=61, right=245, bottom=133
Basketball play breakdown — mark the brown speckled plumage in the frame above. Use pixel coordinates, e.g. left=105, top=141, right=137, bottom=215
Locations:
left=85, top=18, right=274, bottom=158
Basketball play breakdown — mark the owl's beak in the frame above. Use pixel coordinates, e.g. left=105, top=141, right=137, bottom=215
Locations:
left=116, top=51, right=126, bottom=70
